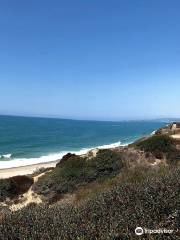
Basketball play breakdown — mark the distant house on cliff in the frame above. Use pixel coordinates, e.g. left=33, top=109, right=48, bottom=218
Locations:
left=155, top=122, right=180, bottom=136
left=171, top=122, right=180, bottom=130
left=170, top=122, right=180, bottom=135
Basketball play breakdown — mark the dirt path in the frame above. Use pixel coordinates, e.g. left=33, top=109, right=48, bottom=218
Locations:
left=10, top=171, right=51, bottom=211
left=171, top=134, right=180, bottom=139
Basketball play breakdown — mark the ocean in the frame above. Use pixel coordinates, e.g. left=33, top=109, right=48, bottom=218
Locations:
left=0, top=115, right=166, bottom=169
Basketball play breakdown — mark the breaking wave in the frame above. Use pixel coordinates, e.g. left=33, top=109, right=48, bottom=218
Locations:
left=0, top=153, right=12, bottom=159
left=0, top=141, right=130, bottom=169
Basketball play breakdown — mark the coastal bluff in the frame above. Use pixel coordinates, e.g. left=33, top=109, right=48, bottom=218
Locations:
left=155, top=122, right=180, bottom=139
left=0, top=123, right=180, bottom=239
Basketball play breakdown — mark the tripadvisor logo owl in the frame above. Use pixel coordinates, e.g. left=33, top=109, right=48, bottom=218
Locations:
left=135, top=227, right=144, bottom=235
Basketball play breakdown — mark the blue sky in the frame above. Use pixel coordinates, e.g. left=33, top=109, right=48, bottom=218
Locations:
left=0, top=0, right=180, bottom=120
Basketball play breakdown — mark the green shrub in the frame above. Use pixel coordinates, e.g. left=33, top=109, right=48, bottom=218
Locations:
left=135, top=135, right=180, bottom=165
left=33, top=150, right=124, bottom=198
left=86, top=149, right=124, bottom=181
left=135, top=135, right=174, bottom=153
left=0, top=176, right=33, bottom=201
left=0, top=166, right=179, bottom=239
left=56, top=153, right=77, bottom=167
left=0, top=179, right=11, bottom=201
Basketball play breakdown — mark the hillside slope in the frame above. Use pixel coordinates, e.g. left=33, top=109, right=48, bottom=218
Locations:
left=0, top=129, right=180, bottom=239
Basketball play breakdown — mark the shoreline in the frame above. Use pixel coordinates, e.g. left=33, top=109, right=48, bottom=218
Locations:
left=0, top=145, right=127, bottom=179
left=0, top=141, right=130, bottom=178
left=0, top=133, right=156, bottom=179
left=0, top=146, right=123, bottom=179
left=0, top=160, right=58, bottom=179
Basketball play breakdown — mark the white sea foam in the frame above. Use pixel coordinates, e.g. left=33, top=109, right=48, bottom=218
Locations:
left=97, top=141, right=126, bottom=149
left=150, top=130, right=156, bottom=135
left=0, top=152, right=68, bottom=169
left=0, top=141, right=130, bottom=169
left=0, top=153, right=12, bottom=159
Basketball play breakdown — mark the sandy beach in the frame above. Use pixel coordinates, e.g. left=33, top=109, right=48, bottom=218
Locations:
left=0, top=148, right=100, bottom=179
left=0, top=160, right=58, bottom=179
left=1, top=130, right=180, bottom=180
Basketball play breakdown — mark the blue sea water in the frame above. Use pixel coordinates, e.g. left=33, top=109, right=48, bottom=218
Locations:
left=0, top=115, right=166, bottom=168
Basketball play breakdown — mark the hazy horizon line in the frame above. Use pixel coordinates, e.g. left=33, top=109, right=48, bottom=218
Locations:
left=0, top=113, right=179, bottom=123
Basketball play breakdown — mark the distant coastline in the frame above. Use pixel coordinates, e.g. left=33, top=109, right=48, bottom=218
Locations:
left=0, top=116, right=166, bottom=177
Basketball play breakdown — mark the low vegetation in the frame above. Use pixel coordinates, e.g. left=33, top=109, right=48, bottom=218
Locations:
left=0, top=176, right=33, bottom=201
left=134, top=135, right=180, bottom=164
left=0, top=166, right=179, bottom=239
left=33, top=149, right=124, bottom=201
left=1, top=132, right=180, bottom=239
